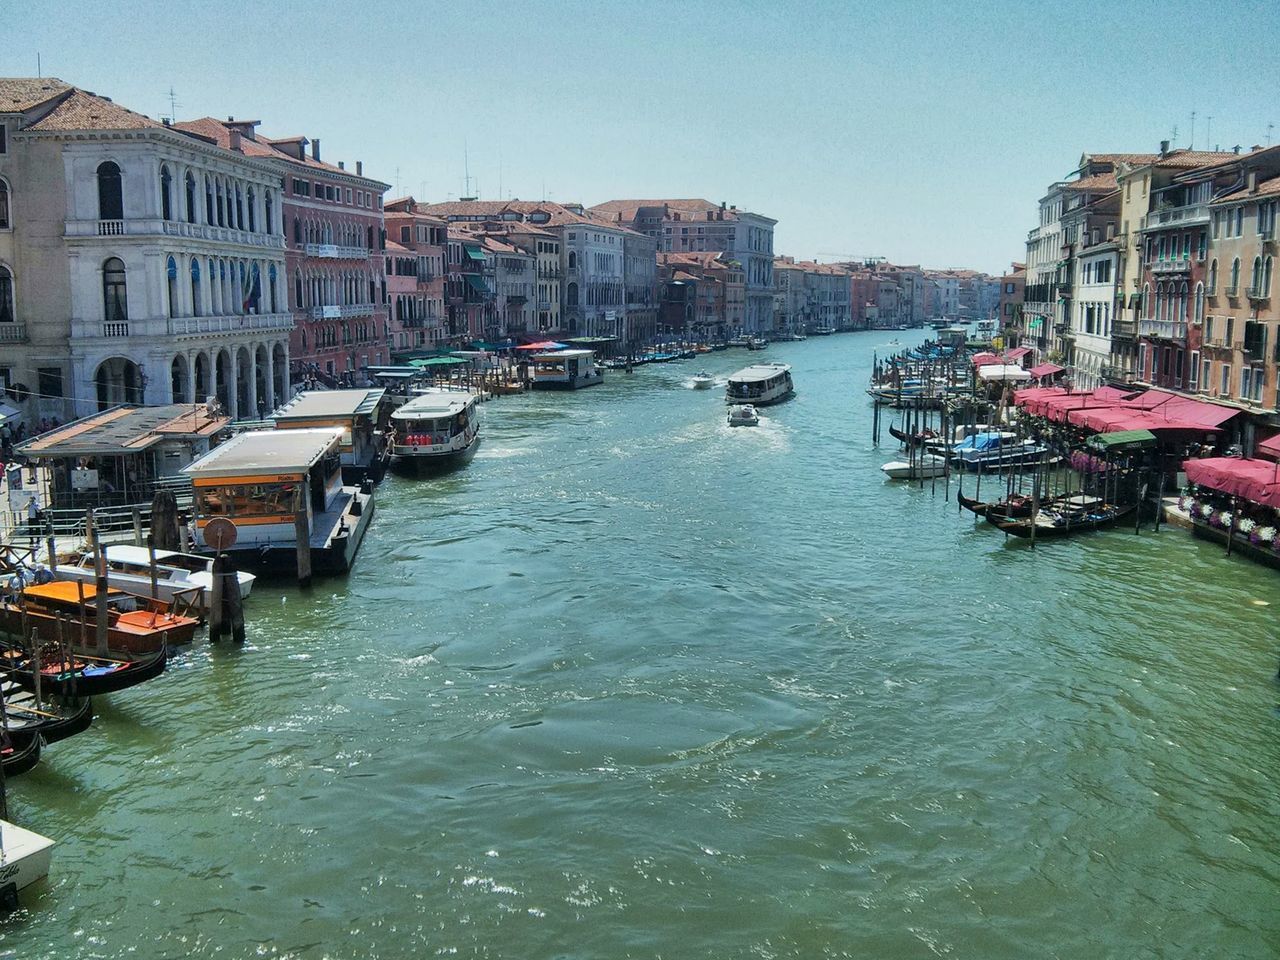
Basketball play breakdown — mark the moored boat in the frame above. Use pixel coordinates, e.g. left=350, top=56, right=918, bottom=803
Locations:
left=1, top=679, right=94, bottom=746
left=530, top=349, right=603, bottom=389
left=0, top=582, right=199, bottom=655
left=1, top=734, right=41, bottom=778
left=57, top=545, right=255, bottom=612
left=0, top=642, right=167, bottom=698
left=992, top=500, right=1136, bottom=539
left=881, top=454, right=949, bottom=480
left=0, top=818, right=56, bottom=903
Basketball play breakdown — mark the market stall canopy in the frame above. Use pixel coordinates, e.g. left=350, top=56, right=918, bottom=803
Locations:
left=1092, top=385, right=1142, bottom=403
left=1039, top=393, right=1122, bottom=422
left=1086, top=429, right=1157, bottom=452
left=1013, top=386, right=1067, bottom=409
left=1257, top=432, right=1280, bottom=460
left=977, top=364, right=1031, bottom=382
left=1068, top=406, right=1214, bottom=434
left=970, top=351, right=1000, bottom=367
left=1149, top=394, right=1242, bottom=428
left=1183, top=456, right=1280, bottom=508
left=1005, top=347, right=1032, bottom=361
left=1028, top=362, right=1065, bottom=378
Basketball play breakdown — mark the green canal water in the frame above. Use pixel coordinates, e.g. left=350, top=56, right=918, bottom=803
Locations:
left=5, top=332, right=1280, bottom=959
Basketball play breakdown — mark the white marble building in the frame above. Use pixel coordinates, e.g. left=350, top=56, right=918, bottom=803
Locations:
left=2, top=80, right=290, bottom=422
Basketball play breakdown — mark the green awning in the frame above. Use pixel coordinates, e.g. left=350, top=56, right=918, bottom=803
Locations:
left=463, top=243, right=488, bottom=262
left=407, top=356, right=470, bottom=368
left=1026, top=318, right=1043, bottom=332
left=464, top=273, right=490, bottom=294
left=1087, top=429, right=1157, bottom=452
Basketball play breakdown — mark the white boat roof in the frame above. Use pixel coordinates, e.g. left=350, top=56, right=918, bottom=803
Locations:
left=183, top=428, right=341, bottom=476
left=102, top=544, right=185, bottom=564
left=392, top=393, right=477, bottom=419
left=728, top=363, right=792, bottom=384
left=0, top=818, right=55, bottom=865
left=533, top=349, right=595, bottom=360
left=273, top=388, right=384, bottom=422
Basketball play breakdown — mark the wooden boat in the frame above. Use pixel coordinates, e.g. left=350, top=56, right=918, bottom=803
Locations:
left=1, top=732, right=41, bottom=778
left=0, top=679, right=93, bottom=746
left=888, top=424, right=937, bottom=447
left=964, top=492, right=1090, bottom=523
left=57, top=545, right=255, bottom=612
left=0, top=582, right=199, bottom=655
left=993, top=501, right=1137, bottom=539
left=0, top=642, right=167, bottom=698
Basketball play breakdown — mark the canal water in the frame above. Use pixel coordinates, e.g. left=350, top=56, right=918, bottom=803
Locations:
left=6, top=332, right=1280, bottom=959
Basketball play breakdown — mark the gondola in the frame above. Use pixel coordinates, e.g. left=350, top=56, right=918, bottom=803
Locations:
left=888, top=424, right=937, bottom=447
left=1, top=732, right=42, bottom=778
left=993, top=502, right=1137, bottom=540
left=1, top=679, right=94, bottom=745
left=0, top=642, right=167, bottom=698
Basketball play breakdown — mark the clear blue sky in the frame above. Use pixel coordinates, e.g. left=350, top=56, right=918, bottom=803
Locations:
left=5, top=0, right=1278, bottom=274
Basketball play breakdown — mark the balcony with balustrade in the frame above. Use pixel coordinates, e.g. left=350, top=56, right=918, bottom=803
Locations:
left=0, top=322, right=27, bottom=342
left=303, top=243, right=370, bottom=260
left=1150, top=258, right=1192, bottom=276
left=1138, top=319, right=1188, bottom=340
left=1141, top=203, right=1210, bottom=231
left=168, top=312, right=293, bottom=336
left=66, top=218, right=285, bottom=250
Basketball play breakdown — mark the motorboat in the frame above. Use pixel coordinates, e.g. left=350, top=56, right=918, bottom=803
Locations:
left=881, top=454, right=949, bottom=480
left=727, top=404, right=760, bottom=427
left=726, top=363, right=794, bottom=406
left=58, top=545, right=256, bottom=611
left=529, top=349, right=604, bottom=389
left=726, top=335, right=752, bottom=348
left=747, top=337, right=769, bottom=351
left=691, top=372, right=715, bottom=390
left=0, top=818, right=55, bottom=902
left=949, top=432, right=1053, bottom=471
left=0, top=581, right=199, bottom=655
left=390, top=392, right=480, bottom=467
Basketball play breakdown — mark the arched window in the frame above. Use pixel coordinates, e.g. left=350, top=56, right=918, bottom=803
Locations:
left=269, top=263, right=278, bottom=313
left=1143, top=282, right=1151, bottom=318
left=0, top=177, right=9, bottom=229
left=367, top=225, right=373, bottom=249
left=295, top=270, right=303, bottom=309
left=1154, top=283, right=1164, bottom=321
left=566, top=282, right=578, bottom=306
left=235, top=186, right=245, bottom=231
left=97, top=161, right=123, bottom=220
left=247, top=188, right=256, bottom=232
left=1179, top=282, right=1188, bottom=321
left=190, top=258, right=202, bottom=317
left=185, top=172, right=197, bottom=223
left=166, top=255, right=178, bottom=319
left=215, top=182, right=226, bottom=226
left=1208, top=258, right=1218, bottom=293
left=1251, top=256, right=1263, bottom=293
left=102, top=257, right=128, bottom=322
left=0, top=265, right=13, bottom=324
left=205, top=177, right=214, bottom=223
left=160, top=165, right=173, bottom=220
left=1228, top=257, right=1241, bottom=293
left=265, top=191, right=274, bottom=235
left=1265, top=257, right=1274, bottom=295
left=1194, top=282, right=1204, bottom=323
left=568, top=251, right=577, bottom=270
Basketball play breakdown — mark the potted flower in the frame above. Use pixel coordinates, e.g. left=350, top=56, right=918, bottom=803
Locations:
left=1258, top=525, right=1277, bottom=545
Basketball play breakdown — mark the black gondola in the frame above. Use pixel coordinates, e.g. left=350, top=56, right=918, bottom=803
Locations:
left=888, top=424, right=937, bottom=447
left=1, top=732, right=41, bottom=778
left=1, top=680, right=94, bottom=745
left=993, top=502, right=1137, bottom=539
left=0, top=643, right=167, bottom=698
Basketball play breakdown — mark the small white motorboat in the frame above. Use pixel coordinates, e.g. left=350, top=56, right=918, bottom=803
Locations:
left=727, top=404, right=760, bottom=427
left=60, top=545, right=256, bottom=611
left=691, top=372, right=715, bottom=390
left=881, top=454, right=949, bottom=480
left=0, top=819, right=55, bottom=905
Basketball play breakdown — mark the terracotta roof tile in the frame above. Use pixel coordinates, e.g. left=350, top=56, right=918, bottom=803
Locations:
left=590, top=198, right=740, bottom=222
left=173, top=117, right=390, bottom=186
left=1066, top=172, right=1117, bottom=191
left=1212, top=174, right=1280, bottom=204
left=0, top=77, right=73, bottom=112
left=420, top=199, right=648, bottom=237
left=26, top=88, right=163, bottom=132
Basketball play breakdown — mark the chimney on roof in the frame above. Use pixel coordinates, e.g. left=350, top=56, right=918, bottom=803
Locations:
left=338, top=161, right=345, bottom=170
left=162, top=117, right=170, bottom=127
left=1248, top=171, right=1258, bottom=194
left=1252, top=144, right=1264, bottom=153
left=1234, top=144, right=1242, bottom=155
left=311, top=138, right=321, bottom=162
left=228, top=115, right=234, bottom=121
left=229, top=128, right=242, bottom=152
left=721, top=201, right=726, bottom=210
left=356, top=161, right=363, bottom=176
left=730, top=205, right=736, bottom=211
left=1159, top=139, right=1169, bottom=157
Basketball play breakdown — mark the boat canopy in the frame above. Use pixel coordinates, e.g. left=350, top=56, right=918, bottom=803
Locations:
left=183, top=427, right=341, bottom=477
left=273, top=388, right=384, bottom=421
left=1184, top=456, right=1280, bottom=508
left=393, top=393, right=477, bottom=419
left=954, top=432, right=1014, bottom=452
left=1086, top=429, right=1157, bottom=452
left=728, top=363, right=792, bottom=384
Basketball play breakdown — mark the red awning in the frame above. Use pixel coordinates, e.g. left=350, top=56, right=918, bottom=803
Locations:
left=1092, top=385, right=1142, bottom=402
left=1122, top=389, right=1178, bottom=410
left=1184, top=456, right=1280, bottom=507
left=1258, top=432, right=1280, bottom=461
left=971, top=351, right=999, bottom=367
left=1006, top=347, right=1032, bottom=360
left=1039, top=392, right=1120, bottom=422
left=1149, top=395, right=1242, bottom=428
left=1079, top=410, right=1210, bottom=434
left=1014, top=386, right=1066, bottom=408
left=1028, top=362, right=1064, bottom=378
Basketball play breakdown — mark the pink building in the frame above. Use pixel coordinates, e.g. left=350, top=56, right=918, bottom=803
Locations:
left=383, top=198, right=448, bottom=355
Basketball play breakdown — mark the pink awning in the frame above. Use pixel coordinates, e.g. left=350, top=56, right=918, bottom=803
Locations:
left=1149, top=395, right=1242, bottom=428
left=1122, top=389, right=1178, bottom=410
left=1014, top=386, right=1066, bottom=408
left=1040, top=393, right=1121, bottom=422
left=1006, top=347, right=1032, bottom=361
left=971, top=351, right=999, bottom=367
left=1028, top=362, right=1064, bottom=378
left=1258, top=432, right=1280, bottom=461
left=1093, top=385, right=1142, bottom=403
left=1184, top=456, right=1280, bottom=507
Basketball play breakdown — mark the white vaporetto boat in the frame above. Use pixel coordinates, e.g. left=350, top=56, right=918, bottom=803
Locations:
left=727, top=404, right=760, bottom=427
left=59, top=545, right=256, bottom=610
left=391, top=392, right=480, bottom=466
left=726, top=363, right=793, bottom=407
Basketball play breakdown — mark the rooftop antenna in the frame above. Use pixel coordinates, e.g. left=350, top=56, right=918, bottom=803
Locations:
left=1190, top=110, right=1196, bottom=149
left=394, top=166, right=401, bottom=197
left=1170, top=123, right=1178, bottom=145
left=418, top=179, right=427, bottom=201
left=163, top=85, right=179, bottom=123
left=1206, top=116, right=1214, bottom=150
left=1268, top=122, right=1275, bottom=147
left=462, top=141, right=474, bottom=199
left=36, top=52, right=41, bottom=77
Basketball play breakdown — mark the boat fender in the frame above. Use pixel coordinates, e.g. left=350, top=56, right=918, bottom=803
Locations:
left=0, top=883, right=17, bottom=914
